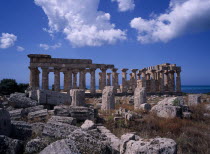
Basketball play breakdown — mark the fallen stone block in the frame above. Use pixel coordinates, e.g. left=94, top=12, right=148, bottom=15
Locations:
left=54, top=105, right=70, bottom=116
left=69, top=106, right=95, bottom=121
left=22, top=105, right=44, bottom=117
left=11, top=121, right=32, bottom=140
left=0, top=108, right=11, bottom=136
left=28, top=109, right=49, bottom=122
left=9, top=109, right=24, bottom=121
left=81, top=120, right=95, bottom=130
left=0, top=135, right=23, bottom=154
left=139, top=103, right=151, bottom=111
left=31, top=122, right=45, bottom=136
left=188, top=94, right=201, bottom=106
left=48, top=116, right=76, bottom=125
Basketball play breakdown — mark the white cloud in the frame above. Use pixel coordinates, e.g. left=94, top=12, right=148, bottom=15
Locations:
left=130, top=0, right=210, bottom=43
left=35, top=0, right=126, bottom=47
left=16, top=46, right=25, bottom=51
left=112, top=0, right=135, bottom=12
left=40, top=43, right=61, bottom=50
left=0, top=33, right=17, bottom=49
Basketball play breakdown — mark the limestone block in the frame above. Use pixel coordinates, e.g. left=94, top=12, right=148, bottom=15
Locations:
left=101, top=86, right=115, bottom=110
left=139, top=103, right=151, bottom=111
left=69, top=106, right=95, bottom=121
left=22, top=105, right=44, bottom=116
left=9, top=93, right=38, bottom=108
left=28, top=109, right=49, bottom=122
left=134, top=87, right=147, bottom=110
left=151, top=105, right=182, bottom=118
left=9, top=109, right=24, bottom=121
left=48, top=116, right=76, bottom=125
left=54, top=105, right=70, bottom=116
left=42, top=121, right=79, bottom=138
left=31, top=122, right=45, bottom=136
left=11, top=121, right=32, bottom=140
left=40, top=139, right=79, bottom=154
left=0, top=108, right=11, bottom=136
left=0, top=135, right=23, bottom=154
left=37, top=90, right=71, bottom=105
left=70, top=89, right=85, bottom=106
left=182, top=112, right=192, bottom=119
left=188, top=94, right=201, bottom=106
left=121, top=137, right=177, bottom=154
left=81, top=120, right=95, bottom=130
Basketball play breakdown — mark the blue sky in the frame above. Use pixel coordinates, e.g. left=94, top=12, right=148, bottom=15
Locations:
left=0, top=0, right=210, bottom=85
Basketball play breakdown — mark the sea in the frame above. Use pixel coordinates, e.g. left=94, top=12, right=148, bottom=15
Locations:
left=57, top=85, right=210, bottom=94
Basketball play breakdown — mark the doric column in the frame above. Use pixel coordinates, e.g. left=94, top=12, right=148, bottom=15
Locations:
left=107, top=73, right=111, bottom=86
left=150, top=70, right=156, bottom=93
left=131, top=69, right=138, bottom=91
left=164, top=71, right=169, bottom=91
left=121, top=68, right=128, bottom=93
left=54, top=68, right=61, bottom=92
left=41, top=67, right=49, bottom=90
left=29, top=67, right=39, bottom=89
left=176, top=70, right=181, bottom=92
left=64, top=69, right=72, bottom=92
left=79, top=69, right=86, bottom=89
left=99, top=72, right=102, bottom=90
left=168, top=70, right=175, bottom=92
left=137, top=73, right=141, bottom=80
left=116, top=73, right=119, bottom=88
left=159, top=70, right=165, bottom=93
left=90, top=68, right=96, bottom=94
left=73, top=71, right=78, bottom=89
left=141, top=69, right=146, bottom=88
left=112, top=68, right=118, bottom=90
left=100, top=68, right=107, bottom=90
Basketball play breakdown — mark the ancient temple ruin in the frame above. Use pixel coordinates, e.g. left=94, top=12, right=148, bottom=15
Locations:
left=28, top=54, right=182, bottom=94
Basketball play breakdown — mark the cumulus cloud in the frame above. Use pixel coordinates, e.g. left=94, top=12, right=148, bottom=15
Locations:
left=112, top=0, right=135, bottom=12
left=130, top=0, right=210, bottom=43
left=35, top=0, right=126, bottom=47
left=0, top=33, right=17, bottom=49
left=16, top=46, right=25, bottom=51
left=40, top=43, right=61, bottom=50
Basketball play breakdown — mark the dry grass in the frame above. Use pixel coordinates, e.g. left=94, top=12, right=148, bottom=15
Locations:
left=100, top=103, right=210, bottom=154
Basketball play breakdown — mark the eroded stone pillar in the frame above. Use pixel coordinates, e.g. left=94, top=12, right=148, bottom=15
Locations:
left=70, top=89, right=85, bottom=106
left=168, top=70, right=175, bottom=92
left=101, top=68, right=107, bottom=90
left=99, top=72, right=102, bottom=90
left=79, top=69, right=86, bottom=89
left=101, top=86, right=115, bottom=110
left=107, top=73, right=111, bottom=86
left=54, top=68, right=61, bottom=91
left=134, top=87, right=147, bottom=110
left=164, top=71, right=169, bottom=91
left=159, top=70, right=165, bottom=93
left=150, top=70, right=156, bottom=93
left=141, top=69, right=147, bottom=88
left=41, top=67, right=49, bottom=90
left=121, top=69, right=128, bottom=93
left=64, top=69, right=72, bottom=92
left=131, top=69, right=138, bottom=91
left=112, top=68, right=118, bottom=92
left=90, top=69, right=96, bottom=94
left=29, top=67, right=39, bottom=89
left=176, top=70, right=181, bottom=92
left=73, top=71, right=78, bottom=89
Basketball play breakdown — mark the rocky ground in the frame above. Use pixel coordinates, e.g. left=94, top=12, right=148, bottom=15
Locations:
left=0, top=91, right=210, bottom=154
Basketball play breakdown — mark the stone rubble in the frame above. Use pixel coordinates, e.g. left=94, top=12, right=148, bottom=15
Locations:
left=0, top=108, right=11, bottom=136
left=188, top=94, right=201, bottom=106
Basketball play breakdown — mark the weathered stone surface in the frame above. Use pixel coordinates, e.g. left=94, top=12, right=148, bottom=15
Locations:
left=101, top=86, right=115, bottom=110
left=120, top=134, right=177, bottom=154
left=25, top=137, right=50, bottom=154
left=42, top=121, right=79, bottom=138
left=139, top=103, right=151, bottom=111
left=28, top=109, right=49, bottom=122
left=68, top=129, right=112, bottom=154
left=70, top=89, right=85, bottom=106
left=11, top=121, right=32, bottom=140
left=54, top=105, right=70, bottom=116
left=69, top=106, right=95, bottom=121
left=151, top=97, right=184, bottom=118
left=206, top=104, right=210, bottom=111
left=81, top=120, right=95, bottom=130
left=37, top=89, right=71, bottom=105
left=48, top=116, right=76, bottom=125
left=0, top=135, right=23, bottom=154
left=22, top=105, right=44, bottom=116
left=31, top=122, right=45, bottom=136
left=188, top=94, right=201, bottom=106
left=97, top=125, right=120, bottom=152
left=40, top=138, right=79, bottom=154
left=9, top=109, right=23, bottom=121
left=8, top=93, right=38, bottom=108
left=183, top=112, right=192, bottom=119
left=0, top=108, right=11, bottom=136
left=134, top=87, right=147, bottom=110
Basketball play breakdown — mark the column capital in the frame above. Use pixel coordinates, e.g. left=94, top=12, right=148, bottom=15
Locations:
left=121, top=68, right=128, bottom=72
left=107, top=73, right=112, bottom=75
left=131, top=69, right=138, bottom=73
left=112, top=68, right=118, bottom=72
left=100, top=68, right=107, bottom=72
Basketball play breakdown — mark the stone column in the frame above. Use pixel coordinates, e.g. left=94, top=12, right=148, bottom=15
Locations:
left=164, top=71, right=169, bottom=91
left=99, top=72, right=102, bottom=90
left=168, top=70, right=175, bottom=92
left=131, top=69, right=138, bottom=91
left=137, top=73, right=141, bottom=80
left=176, top=70, right=181, bottom=92
left=107, top=73, right=111, bottom=86
left=41, top=67, right=49, bottom=90
left=101, top=86, right=115, bottom=110
left=90, top=68, right=96, bottom=94
left=100, top=68, right=107, bottom=90
left=79, top=69, right=86, bottom=89
left=141, top=69, right=146, bottom=88
left=150, top=70, right=156, bottom=93
left=121, top=69, right=128, bottom=93
left=64, top=69, right=72, bottom=92
left=159, top=70, right=165, bottom=93
left=29, top=67, right=39, bottom=89
left=54, top=68, right=60, bottom=92
left=116, top=73, right=119, bottom=88
left=70, top=89, right=85, bottom=106
left=73, top=71, right=78, bottom=89
left=112, top=68, right=118, bottom=92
